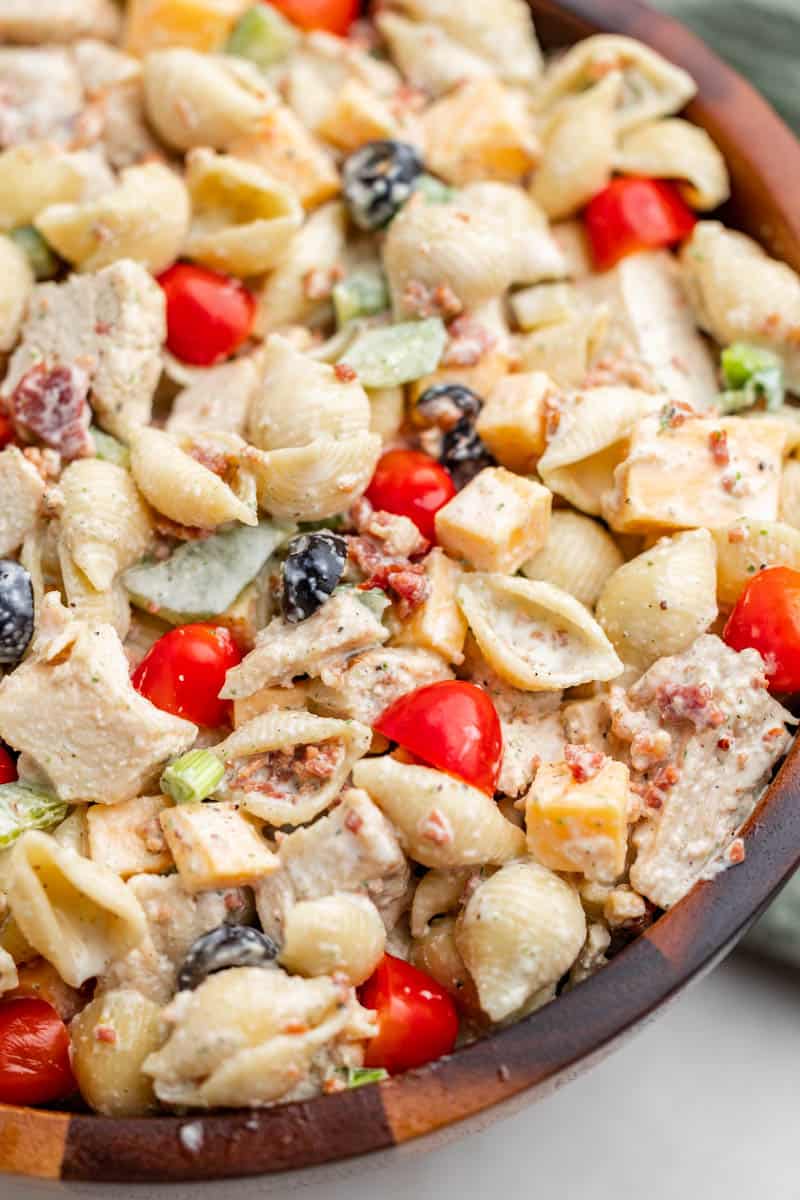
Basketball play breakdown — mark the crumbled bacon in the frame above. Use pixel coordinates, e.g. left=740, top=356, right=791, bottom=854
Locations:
left=727, top=525, right=746, bottom=544
left=94, top=1025, right=117, bottom=1044
left=655, top=682, right=725, bottom=730
left=727, top=838, right=746, bottom=865
left=402, top=280, right=463, bottom=321
left=543, top=392, right=563, bottom=440
left=418, top=807, right=454, bottom=846
left=303, top=265, right=343, bottom=302
left=658, top=400, right=697, bottom=431
left=582, top=353, right=658, bottom=392
left=344, top=807, right=364, bottom=834
left=10, top=363, right=93, bottom=461
left=441, top=316, right=496, bottom=367
left=564, top=742, right=605, bottom=783
left=348, top=534, right=430, bottom=616
left=188, top=444, right=229, bottom=478
left=153, top=516, right=214, bottom=542
left=709, top=428, right=730, bottom=467
left=365, top=510, right=428, bottom=558
left=334, top=362, right=358, bottom=383
left=228, top=741, right=345, bottom=799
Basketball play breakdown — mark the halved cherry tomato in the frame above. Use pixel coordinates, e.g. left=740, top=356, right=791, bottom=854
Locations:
left=366, top=449, right=456, bottom=542
left=359, top=954, right=458, bottom=1075
left=585, top=177, right=697, bottom=271
left=0, top=410, right=14, bottom=450
left=132, top=623, right=242, bottom=728
left=375, top=681, right=502, bottom=794
left=723, top=565, right=800, bottom=693
left=0, top=746, right=17, bottom=784
left=158, top=264, right=256, bottom=367
left=269, top=0, right=359, bottom=35
left=0, top=998, right=75, bottom=1106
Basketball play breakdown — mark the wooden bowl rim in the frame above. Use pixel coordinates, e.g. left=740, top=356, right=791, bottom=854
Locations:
left=4, top=0, right=800, bottom=1182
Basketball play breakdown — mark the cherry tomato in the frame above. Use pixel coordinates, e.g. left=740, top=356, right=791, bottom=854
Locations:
left=0, top=746, right=17, bottom=784
left=366, top=449, right=456, bottom=542
left=375, top=681, right=502, bottom=794
left=723, top=566, right=800, bottom=693
left=0, top=998, right=75, bottom=1106
left=359, top=955, right=459, bottom=1075
left=132, top=623, right=242, bottom=728
left=0, top=410, right=14, bottom=450
left=269, top=0, right=359, bottom=35
left=585, top=177, right=697, bottom=271
left=158, top=264, right=256, bottom=367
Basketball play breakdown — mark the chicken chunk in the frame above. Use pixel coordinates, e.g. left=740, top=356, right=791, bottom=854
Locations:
left=3, top=260, right=166, bottom=440
left=0, top=446, right=46, bottom=557
left=0, top=593, right=196, bottom=804
left=0, top=47, right=83, bottom=147
left=306, top=646, right=453, bottom=725
left=0, top=0, right=120, bottom=44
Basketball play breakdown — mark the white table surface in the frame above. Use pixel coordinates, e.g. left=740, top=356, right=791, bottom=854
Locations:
left=7, top=952, right=799, bottom=1200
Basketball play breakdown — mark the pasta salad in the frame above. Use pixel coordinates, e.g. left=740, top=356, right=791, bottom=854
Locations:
left=0, top=0, right=797, bottom=1117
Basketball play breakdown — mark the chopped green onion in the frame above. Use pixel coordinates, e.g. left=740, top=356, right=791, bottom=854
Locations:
left=338, top=1066, right=389, bottom=1089
left=0, top=783, right=68, bottom=849
left=719, top=342, right=784, bottom=413
left=161, top=750, right=224, bottom=805
left=9, top=225, right=60, bottom=281
left=91, top=426, right=130, bottom=468
left=333, top=268, right=389, bottom=328
left=339, top=318, right=447, bottom=388
left=412, top=174, right=456, bottom=206
left=226, top=3, right=298, bottom=70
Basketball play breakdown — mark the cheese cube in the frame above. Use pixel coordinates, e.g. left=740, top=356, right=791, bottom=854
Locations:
left=435, top=468, right=551, bottom=574
left=602, top=412, right=786, bottom=534
left=420, top=78, right=540, bottom=186
left=230, top=106, right=340, bottom=210
left=511, top=282, right=576, bottom=332
left=316, top=79, right=398, bottom=155
left=87, top=794, right=173, bottom=879
left=476, top=372, right=552, bottom=473
left=392, top=548, right=468, bottom=663
left=124, top=0, right=249, bottom=56
left=160, top=801, right=278, bottom=893
left=526, top=757, right=630, bottom=882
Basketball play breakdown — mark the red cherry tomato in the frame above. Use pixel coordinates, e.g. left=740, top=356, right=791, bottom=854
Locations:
left=158, top=264, right=256, bottom=367
left=375, top=681, right=502, bottom=794
left=723, top=566, right=800, bottom=693
left=585, top=177, right=697, bottom=271
left=0, top=747, right=17, bottom=784
left=269, top=0, right=359, bottom=35
left=366, top=449, right=456, bottom=542
left=132, top=623, right=242, bottom=728
left=0, top=998, right=75, bottom=1106
left=0, top=410, right=14, bottom=450
left=359, top=955, right=459, bottom=1075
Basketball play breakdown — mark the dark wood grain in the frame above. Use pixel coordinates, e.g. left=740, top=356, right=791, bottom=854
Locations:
left=3, top=0, right=800, bottom=1181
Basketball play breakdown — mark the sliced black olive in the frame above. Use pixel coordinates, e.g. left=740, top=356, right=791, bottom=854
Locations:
left=343, top=140, right=424, bottom=232
left=282, top=531, right=348, bottom=624
left=415, top=383, right=482, bottom=431
left=177, top=925, right=279, bottom=992
left=0, top=560, right=34, bottom=667
left=440, top=418, right=496, bottom=489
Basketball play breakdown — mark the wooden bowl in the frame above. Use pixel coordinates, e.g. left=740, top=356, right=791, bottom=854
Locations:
left=4, top=0, right=800, bottom=1183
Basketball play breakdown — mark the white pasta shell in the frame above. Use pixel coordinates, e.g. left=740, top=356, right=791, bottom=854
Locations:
left=711, top=519, right=800, bottom=609
left=256, top=201, right=346, bottom=335
left=247, top=335, right=370, bottom=452
left=247, top=432, right=381, bottom=521
left=130, top=427, right=257, bottom=529
left=352, top=756, right=526, bottom=869
left=0, top=235, right=33, bottom=353
left=596, top=529, right=718, bottom=670
left=70, top=989, right=163, bottom=1117
left=59, top=458, right=152, bottom=592
left=279, top=893, right=386, bottom=985
left=0, top=143, right=112, bottom=232
left=532, top=71, right=621, bottom=220
left=216, top=709, right=371, bottom=827
left=58, top=546, right=132, bottom=641
left=521, top=509, right=623, bottom=609
left=410, top=868, right=471, bottom=938
left=616, top=118, right=730, bottom=211
left=455, top=861, right=586, bottom=1022
left=6, top=832, right=147, bottom=988
left=457, top=573, right=623, bottom=691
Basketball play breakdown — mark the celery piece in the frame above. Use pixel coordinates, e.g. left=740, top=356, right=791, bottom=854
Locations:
left=720, top=342, right=784, bottom=413
left=339, top=318, right=447, bottom=388
left=161, top=749, right=224, bottom=805
left=226, top=3, right=298, bottom=71
left=0, top=783, right=68, bottom=849
left=334, top=584, right=391, bottom=620
left=333, top=268, right=389, bottom=328
left=91, top=426, right=130, bottom=468
left=125, top=520, right=294, bottom=623
left=9, top=225, right=60, bottom=281
left=413, top=174, right=456, bottom=206
left=338, top=1066, right=389, bottom=1089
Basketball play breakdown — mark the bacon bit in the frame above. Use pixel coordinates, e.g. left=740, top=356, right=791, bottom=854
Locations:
left=139, top=817, right=167, bottom=856
left=543, top=392, right=563, bottom=440
left=323, top=1076, right=346, bottom=1095
left=737, top=751, right=749, bottom=770
left=303, top=742, right=344, bottom=779
left=344, top=808, right=364, bottom=834
left=94, top=1025, right=117, bottom=1044
left=717, top=735, right=732, bottom=751
left=304, top=265, right=344, bottom=302
left=401, top=280, right=463, bottom=321
left=10, top=363, right=93, bottom=461
left=709, top=428, right=730, bottom=467
left=188, top=444, right=229, bottom=478
left=763, top=725, right=786, bottom=742
left=94, top=320, right=112, bottom=337
left=582, top=353, right=658, bottom=392
left=418, top=807, right=454, bottom=846
left=727, top=838, right=746, bottom=865
left=759, top=313, right=782, bottom=336
left=228, top=742, right=345, bottom=797
left=224, top=891, right=244, bottom=912
left=388, top=82, right=427, bottom=118
left=348, top=534, right=430, bottom=616
left=655, top=682, right=725, bottom=730
left=564, top=743, right=605, bottom=783
left=658, top=400, right=696, bottom=431
left=721, top=471, right=751, bottom=497
left=366, top=510, right=428, bottom=558
left=727, top=525, right=746, bottom=544
left=153, top=515, right=214, bottom=542
left=441, top=315, right=496, bottom=367
left=284, top=1021, right=309, bottom=1035
left=334, top=362, right=358, bottom=383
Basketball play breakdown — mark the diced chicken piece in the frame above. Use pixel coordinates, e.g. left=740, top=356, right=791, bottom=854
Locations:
left=436, top=467, right=552, bottom=574
left=612, top=634, right=794, bottom=907
left=561, top=695, right=617, bottom=757
left=578, top=250, right=718, bottom=411
left=254, top=788, right=411, bottom=938
left=307, top=646, right=453, bottom=725
left=0, top=593, right=196, bottom=804
left=0, top=0, right=120, bottom=43
left=221, top=591, right=389, bottom=700
left=160, top=802, right=278, bottom=894
left=0, top=47, right=83, bottom=147
left=0, top=446, right=46, bottom=557
left=87, top=794, right=173, bottom=879
left=603, top=411, right=786, bottom=534
left=165, top=355, right=263, bottom=437
left=3, top=260, right=166, bottom=440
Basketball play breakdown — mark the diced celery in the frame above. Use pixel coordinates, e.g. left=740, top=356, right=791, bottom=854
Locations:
left=226, top=3, right=298, bottom=71
left=0, top=783, right=68, bottom=849
left=124, top=520, right=294, bottom=623
left=338, top=1066, right=389, bottom=1088
left=413, top=174, right=456, bottom=206
left=91, top=426, right=130, bottom=468
left=333, top=267, right=389, bottom=328
left=335, top=584, right=391, bottom=620
left=161, top=749, right=224, bottom=805
left=339, top=318, right=447, bottom=388
left=720, top=342, right=784, bottom=413
left=9, top=225, right=60, bottom=281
